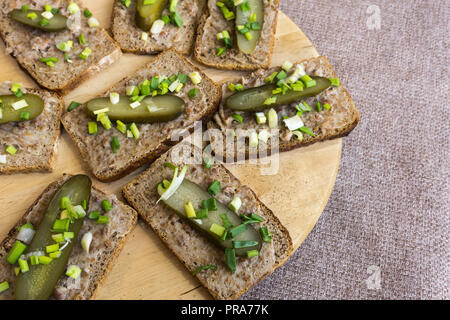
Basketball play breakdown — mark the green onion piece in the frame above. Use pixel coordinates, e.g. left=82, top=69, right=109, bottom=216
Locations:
left=183, top=201, right=196, bottom=218
left=52, top=219, right=70, bottom=232
left=301, top=101, right=312, bottom=112
left=250, top=22, right=261, bottom=30
left=82, top=199, right=87, bottom=211
left=276, top=70, right=287, bottom=81
left=169, top=0, right=178, bottom=12
left=216, top=47, right=226, bottom=56
left=98, top=113, right=112, bottom=130
left=39, top=19, right=49, bottom=26
left=46, top=243, right=59, bottom=253
left=161, top=14, right=170, bottom=25
left=27, top=12, right=37, bottom=20
left=210, top=223, right=226, bottom=237
left=101, top=199, right=113, bottom=212
left=64, top=232, right=74, bottom=239
left=192, top=265, right=217, bottom=276
left=229, top=196, right=242, bottom=213
left=208, top=180, right=221, bottom=196
left=323, top=103, right=331, bottom=110
left=260, top=226, right=272, bottom=242
left=219, top=213, right=233, bottom=229
left=220, top=230, right=228, bottom=241
left=0, top=281, right=9, bottom=293
left=228, top=223, right=247, bottom=238
left=225, top=248, right=236, bottom=273
left=6, top=241, right=27, bottom=264
left=39, top=256, right=53, bottom=265
left=19, top=259, right=29, bottom=273
left=177, top=73, right=187, bottom=84
left=232, top=113, right=243, bottom=123
left=18, top=222, right=34, bottom=231
left=129, top=123, right=140, bottom=139
left=88, top=121, right=98, bottom=134
left=232, top=240, right=259, bottom=249
left=300, top=75, right=316, bottom=88
left=202, top=198, right=217, bottom=211
left=79, top=47, right=92, bottom=59
left=44, top=5, right=52, bottom=11
left=195, top=208, right=208, bottom=219
left=51, top=233, right=65, bottom=243
left=21, top=5, right=29, bottom=13
left=246, top=249, right=259, bottom=258
left=66, top=265, right=82, bottom=279
left=61, top=196, right=71, bottom=209
left=111, top=136, right=120, bottom=153
left=299, top=126, right=316, bottom=137
left=49, top=251, right=61, bottom=259
left=51, top=8, right=59, bottom=15
left=234, top=84, right=244, bottom=91
left=240, top=1, right=251, bottom=11
left=121, top=0, right=131, bottom=7
left=68, top=101, right=81, bottom=111
left=84, top=9, right=93, bottom=18
left=6, top=145, right=17, bottom=155
left=264, top=96, right=277, bottom=105
left=170, top=11, right=183, bottom=27
left=329, top=78, right=340, bottom=86
left=97, top=215, right=109, bottom=224
left=203, top=157, right=214, bottom=169
left=14, top=88, right=23, bottom=98
left=249, top=213, right=264, bottom=222
left=30, top=255, right=40, bottom=266
left=317, top=101, right=322, bottom=112
left=19, top=111, right=30, bottom=120
left=88, top=211, right=101, bottom=219
left=79, top=33, right=86, bottom=45
left=292, top=81, right=304, bottom=91
left=164, top=162, right=178, bottom=170
left=188, top=88, right=197, bottom=98
left=14, top=267, right=20, bottom=276
left=265, top=72, right=278, bottom=83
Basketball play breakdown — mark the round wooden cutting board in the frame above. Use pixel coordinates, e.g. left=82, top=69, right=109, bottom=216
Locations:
left=0, top=1, right=341, bottom=299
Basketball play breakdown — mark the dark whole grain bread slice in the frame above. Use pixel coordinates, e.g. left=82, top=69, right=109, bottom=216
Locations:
left=0, top=82, right=63, bottom=174
left=111, top=0, right=206, bottom=55
left=194, top=0, right=279, bottom=71
left=62, top=49, right=221, bottom=182
left=122, top=143, right=293, bottom=300
left=207, top=56, right=360, bottom=161
left=0, top=174, right=138, bottom=300
left=0, top=0, right=121, bottom=92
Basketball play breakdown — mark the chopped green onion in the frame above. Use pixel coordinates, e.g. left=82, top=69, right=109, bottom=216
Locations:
left=170, top=11, right=183, bottom=27
left=232, top=113, right=243, bottom=123
left=229, top=196, right=242, bottom=213
left=216, top=47, right=226, bottom=56
left=19, top=259, right=29, bottom=273
left=195, top=208, right=208, bottom=219
left=6, top=240, right=27, bottom=264
left=66, top=265, right=82, bottom=279
left=27, top=12, right=37, bottom=20
left=264, top=96, right=277, bottom=105
left=68, top=101, right=81, bottom=111
left=188, top=72, right=202, bottom=85
left=19, top=222, right=34, bottom=231
left=265, top=72, right=278, bottom=83
left=317, top=101, right=322, bottom=112
left=177, top=73, right=188, bottom=84
left=225, top=248, right=236, bottom=273
left=115, top=120, right=127, bottom=134
left=232, top=240, right=258, bottom=248
left=61, top=197, right=71, bottom=209
left=30, top=255, right=40, bottom=266
left=202, top=198, right=217, bottom=211
left=161, top=14, right=170, bottom=25
left=292, top=81, right=304, bottom=91
left=0, top=281, right=9, bottom=293
left=267, top=108, right=278, bottom=128
left=52, top=233, right=65, bottom=243
left=217, top=2, right=235, bottom=20
left=299, top=126, right=316, bottom=137
left=46, top=243, right=59, bottom=253
left=246, top=249, right=259, bottom=258
left=208, top=180, right=221, bottom=196
left=228, top=223, right=247, bottom=238
left=121, top=0, right=131, bottom=7
left=79, top=33, right=86, bottom=45
left=52, top=219, right=70, bottom=232
left=192, top=265, right=217, bottom=276
left=79, top=47, right=92, bottom=59
left=84, top=9, right=93, bottom=18
left=39, top=19, right=49, bottom=26
left=240, top=1, right=251, bottom=11
left=129, top=123, right=140, bottom=139
left=184, top=201, right=196, bottom=218
left=97, top=215, right=109, bottom=224
left=88, top=121, right=98, bottom=134
left=68, top=3, right=80, bottom=14
left=6, top=145, right=17, bottom=155
left=98, top=113, right=112, bottom=130
left=21, top=5, right=29, bottom=13
left=111, top=136, right=120, bottom=153
left=19, top=111, right=30, bottom=120
left=219, top=213, right=233, bottom=229
left=301, top=75, right=316, bottom=88
left=39, top=256, right=53, bottom=265
left=203, top=157, right=214, bottom=169
left=14, top=267, right=20, bottom=276
left=101, top=199, right=113, bottom=212
left=255, top=112, right=266, bottom=124
left=209, top=223, right=226, bottom=237
left=49, top=251, right=61, bottom=259
left=88, top=211, right=101, bottom=219
left=329, top=78, right=340, bottom=86
left=323, top=103, right=331, bottom=110
left=188, top=88, right=197, bottom=98
left=64, top=232, right=74, bottom=239
left=169, top=0, right=178, bottom=12
left=260, top=226, right=272, bottom=242
left=250, top=213, right=264, bottom=222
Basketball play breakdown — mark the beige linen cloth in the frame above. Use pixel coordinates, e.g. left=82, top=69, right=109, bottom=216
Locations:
left=242, top=0, right=449, bottom=299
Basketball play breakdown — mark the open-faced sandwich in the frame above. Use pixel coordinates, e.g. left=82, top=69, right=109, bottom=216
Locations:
left=123, top=143, right=293, bottom=299
left=112, top=0, right=206, bottom=55
left=0, top=81, right=63, bottom=174
left=194, top=0, right=279, bottom=70
left=0, top=1, right=121, bottom=92
left=207, top=56, right=360, bottom=160
left=0, top=174, right=138, bottom=300
left=61, top=49, right=221, bottom=182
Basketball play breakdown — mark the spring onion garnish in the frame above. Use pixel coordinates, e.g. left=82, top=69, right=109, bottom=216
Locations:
left=299, top=126, right=315, bottom=137
left=141, top=31, right=149, bottom=41
left=208, top=180, right=221, bottom=196
left=188, top=72, right=202, bottom=85
left=157, top=165, right=188, bottom=203
left=66, top=265, right=82, bottom=279
left=170, top=11, right=183, bottom=27
left=39, top=19, right=50, bottom=26
left=68, top=101, right=81, bottom=111
left=111, top=136, right=120, bottom=153
left=19, top=259, right=29, bottom=273
left=53, top=219, right=70, bottom=232
left=88, top=121, right=97, bottom=134
left=188, top=88, right=197, bottom=98
left=41, top=11, right=54, bottom=20
left=255, top=112, right=267, bottom=124
left=64, top=232, right=74, bottom=239
left=30, top=255, right=40, bottom=266
left=203, top=157, right=214, bottom=169
left=114, top=120, right=126, bottom=134
left=323, top=103, right=331, bottom=110
left=39, top=256, right=53, bottom=264
left=225, top=248, right=236, bottom=273
left=88, top=211, right=101, bottom=219
left=81, top=232, right=92, bottom=253
left=78, top=33, right=86, bottom=46
left=232, top=240, right=258, bottom=249
left=219, top=213, right=233, bottom=229
left=46, top=243, right=59, bottom=253
left=192, top=265, right=217, bottom=276
left=79, top=47, right=92, bottom=59
left=216, top=47, right=226, bottom=56
left=6, top=145, right=17, bottom=155
left=27, top=12, right=37, bottom=20
left=129, top=123, right=140, bottom=139
left=316, top=101, right=322, bottom=112
left=216, top=2, right=235, bottom=20
left=84, top=9, right=93, bottom=18
left=101, top=199, right=112, bottom=212
left=246, top=250, right=259, bottom=258
left=283, top=115, right=304, bottom=131
left=0, top=281, right=9, bottom=293
left=184, top=201, right=196, bottom=218
left=195, top=209, right=208, bottom=219
left=68, top=3, right=80, bottom=14
left=232, top=113, right=243, bottom=124
left=121, top=0, right=131, bottom=8
left=329, top=78, right=340, bottom=86
left=229, top=196, right=242, bottom=213
left=98, top=113, right=112, bottom=130
left=260, top=226, right=272, bottom=242
left=210, top=223, right=226, bottom=237
left=6, top=240, right=27, bottom=264
left=97, top=215, right=109, bottom=224
left=151, top=19, right=165, bottom=34
left=61, top=197, right=71, bottom=209
left=300, top=75, right=316, bottom=88
left=11, top=83, right=22, bottom=97
left=202, top=198, right=217, bottom=211
left=19, top=111, right=30, bottom=121
left=52, top=233, right=65, bottom=243
left=21, top=5, right=29, bottom=13
left=81, top=198, right=87, bottom=210
left=228, top=223, right=247, bottom=239
left=11, top=99, right=28, bottom=110
left=49, top=251, right=61, bottom=258
left=16, top=226, right=35, bottom=244
left=264, top=96, right=277, bottom=105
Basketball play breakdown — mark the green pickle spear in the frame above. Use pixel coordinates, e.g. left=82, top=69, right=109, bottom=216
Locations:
left=15, top=175, right=92, bottom=300
left=86, top=95, right=185, bottom=123
left=160, top=179, right=262, bottom=256
left=9, top=10, right=68, bottom=32
left=0, top=94, right=45, bottom=124
left=136, top=0, right=169, bottom=31
left=236, top=0, right=264, bottom=54
left=226, top=76, right=331, bottom=112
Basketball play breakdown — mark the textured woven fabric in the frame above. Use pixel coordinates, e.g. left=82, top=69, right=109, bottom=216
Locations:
left=242, top=0, right=449, bottom=300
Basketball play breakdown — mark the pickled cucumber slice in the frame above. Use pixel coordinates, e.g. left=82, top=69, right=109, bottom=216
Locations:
left=9, top=9, right=68, bottom=32
left=0, top=94, right=45, bottom=124
left=226, top=77, right=331, bottom=112
left=161, top=179, right=262, bottom=256
left=236, top=0, right=264, bottom=54
left=86, top=95, right=185, bottom=123
left=15, top=175, right=92, bottom=300
left=136, top=0, right=169, bottom=31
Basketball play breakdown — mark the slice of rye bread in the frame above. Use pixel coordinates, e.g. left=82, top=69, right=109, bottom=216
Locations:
left=0, top=174, right=138, bottom=300
left=194, top=0, right=279, bottom=71
left=0, top=82, right=63, bottom=174
left=111, top=0, right=207, bottom=55
left=0, top=0, right=121, bottom=92
left=207, top=56, right=360, bottom=161
left=62, top=49, right=221, bottom=182
left=123, top=143, right=293, bottom=300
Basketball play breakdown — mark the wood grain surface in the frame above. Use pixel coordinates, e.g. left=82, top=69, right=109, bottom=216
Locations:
left=0, top=1, right=342, bottom=299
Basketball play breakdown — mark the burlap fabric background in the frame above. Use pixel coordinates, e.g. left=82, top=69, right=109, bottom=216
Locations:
left=242, top=0, right=449, bottom=300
